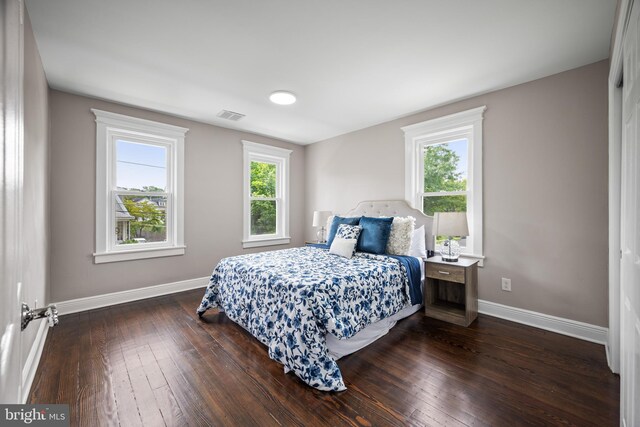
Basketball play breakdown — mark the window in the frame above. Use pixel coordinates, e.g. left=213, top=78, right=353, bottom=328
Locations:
left=403, top=106, right=485, bottom=262
left=242, top=141, right=291, bottom=248
left=93, top=109, right=188, bottom=263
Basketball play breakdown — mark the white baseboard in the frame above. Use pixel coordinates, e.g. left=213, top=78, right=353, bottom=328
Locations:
left=21, top=319, right=49, bottom=404
left=478, top=299, right=608, bottom=345
left=55, top=276, right=209, bottom=316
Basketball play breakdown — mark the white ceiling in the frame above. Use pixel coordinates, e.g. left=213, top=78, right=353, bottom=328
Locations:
left=26, top=0, right=616, bottom=145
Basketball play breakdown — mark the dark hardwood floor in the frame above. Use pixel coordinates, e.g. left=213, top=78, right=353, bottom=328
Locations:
left=29, top=289, right=619, bottom=426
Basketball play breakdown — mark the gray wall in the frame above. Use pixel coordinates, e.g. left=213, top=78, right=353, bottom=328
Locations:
left=22, top=10, right=50, bottom=367
left=305, top=60, right=609, bottom=327
left=49, top=91, right=306, bottom=302
left=47, top=59, right=608, bottom=326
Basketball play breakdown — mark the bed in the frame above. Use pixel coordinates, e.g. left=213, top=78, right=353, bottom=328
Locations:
left=197, top=200, right=434, bottom=391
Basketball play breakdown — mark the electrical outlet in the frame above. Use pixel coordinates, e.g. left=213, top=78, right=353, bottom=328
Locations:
left=501, top=278, right=512, bottom=292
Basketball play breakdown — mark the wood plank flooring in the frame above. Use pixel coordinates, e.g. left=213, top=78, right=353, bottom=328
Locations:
left=29, top=289, right=619, bottom=426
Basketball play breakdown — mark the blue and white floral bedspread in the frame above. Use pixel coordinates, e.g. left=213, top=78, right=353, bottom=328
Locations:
left=196, top=246, right=414, bottom=391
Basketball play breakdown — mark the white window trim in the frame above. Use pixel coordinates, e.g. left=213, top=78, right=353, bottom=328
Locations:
left=402, top=106, right=486, bottom=264
left=92, top=109, right=188, bottom=263
left=242, top=140, right=292, bottom=248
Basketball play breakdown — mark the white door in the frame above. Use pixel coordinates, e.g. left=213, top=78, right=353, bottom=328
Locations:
left=621, top=1, right=640, bottom=425
left=0, top=0, right=25, bottom=404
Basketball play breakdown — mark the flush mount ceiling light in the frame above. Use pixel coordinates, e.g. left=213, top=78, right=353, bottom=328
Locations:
left=269, top=90, right=296, bottom=105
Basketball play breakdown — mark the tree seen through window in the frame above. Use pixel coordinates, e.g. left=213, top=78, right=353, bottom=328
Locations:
left=423, top=141, right=467, bottom=216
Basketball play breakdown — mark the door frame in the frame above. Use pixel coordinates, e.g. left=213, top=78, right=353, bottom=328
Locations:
left=608, top=0, right=634, bottom=376
left=0, top=0, right=25, bottom=404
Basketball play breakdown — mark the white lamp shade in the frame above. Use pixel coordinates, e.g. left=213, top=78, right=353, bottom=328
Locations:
left=312, top=210, right=332, bottom=227
left=434, top=212, right=469, bottom=237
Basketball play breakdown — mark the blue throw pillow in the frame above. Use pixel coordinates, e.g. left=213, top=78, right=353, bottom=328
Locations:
left=357, top=216, right=394, bottom=255
left=326, top=216, right=361, bottom=247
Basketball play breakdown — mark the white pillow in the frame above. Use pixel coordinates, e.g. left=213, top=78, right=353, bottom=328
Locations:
left=409, top=225, right=427, bottom=259
left=329, top=237, right=358, bottom=259
left=386, top=216, right=415, bottom=255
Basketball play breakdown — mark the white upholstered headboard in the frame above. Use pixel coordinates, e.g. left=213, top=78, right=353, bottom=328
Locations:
left=341, top=200, right=434, bottom=251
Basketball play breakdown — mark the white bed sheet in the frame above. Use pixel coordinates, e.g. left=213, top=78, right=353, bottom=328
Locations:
left=327, top=257, right=425, bottom=359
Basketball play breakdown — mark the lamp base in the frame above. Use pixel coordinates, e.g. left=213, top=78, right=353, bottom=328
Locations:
left=316, top=226, right=326, bottom=243
left=439, top=238, right=461, bottom=262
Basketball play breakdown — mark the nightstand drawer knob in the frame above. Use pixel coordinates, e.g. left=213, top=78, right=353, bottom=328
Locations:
left=438, top=271, right=450, bottom=275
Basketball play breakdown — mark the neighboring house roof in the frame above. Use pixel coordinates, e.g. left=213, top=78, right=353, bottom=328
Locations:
left=138, top=198, right=157, bottom=206
left=115, top=195, right=134, bottom=220
left=133, top=196, right=167, bottom=210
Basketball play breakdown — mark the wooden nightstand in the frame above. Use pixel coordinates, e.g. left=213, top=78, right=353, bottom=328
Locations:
left=425, top=256, right=478, bottom=327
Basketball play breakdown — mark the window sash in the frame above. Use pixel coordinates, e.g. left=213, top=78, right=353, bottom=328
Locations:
left=422, top=138, right=469, bottom=193
left=421, top=190, right=468, bottom=197
left=249, top=160, right=278, bottom=199
left=110, top=134, right=174, bottom=193
left=111, top=190, right=173, bottom=250
left=422, top=194, right=473, bottom=251
left=114, top=189, right=170, bottom=197
left=249, top=198, right=281, bottom=237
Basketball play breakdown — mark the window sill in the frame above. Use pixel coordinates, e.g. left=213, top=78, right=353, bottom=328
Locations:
left=434, top=248, right=485, bottom=267
left=94, top=245, right=186, bottom=264
left=461, top=253, right=485, bottom=267
left=242, top=237, right=291, bottom=249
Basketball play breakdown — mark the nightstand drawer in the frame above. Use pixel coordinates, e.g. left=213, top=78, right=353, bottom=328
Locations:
left=426, top=263, right=465, bottom=284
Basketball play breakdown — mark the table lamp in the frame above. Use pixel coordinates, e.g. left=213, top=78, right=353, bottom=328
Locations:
left=434, top=212, right=469, bottom=262
left=312, top=210, right=332, bottom=243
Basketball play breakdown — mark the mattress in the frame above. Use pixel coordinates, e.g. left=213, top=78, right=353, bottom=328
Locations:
left=326, top=258, right=424, bottom=359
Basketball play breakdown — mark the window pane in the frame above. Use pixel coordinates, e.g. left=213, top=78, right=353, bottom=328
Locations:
left=115, top=194, right=167, bottom=244
left=116, top=139, right=167, bottom=191
left=423, top=195, right=466, bottom=216
left=250, top=161, right=276, bottom=198
left=424, top=195, right=468, bottom=250
left=424, top=139, right=468, bottom=192
left=251, top=200, right=276, bottom=235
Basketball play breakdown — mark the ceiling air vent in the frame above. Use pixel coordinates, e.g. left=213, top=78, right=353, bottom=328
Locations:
left=217, top=110, right=245, bottom=121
